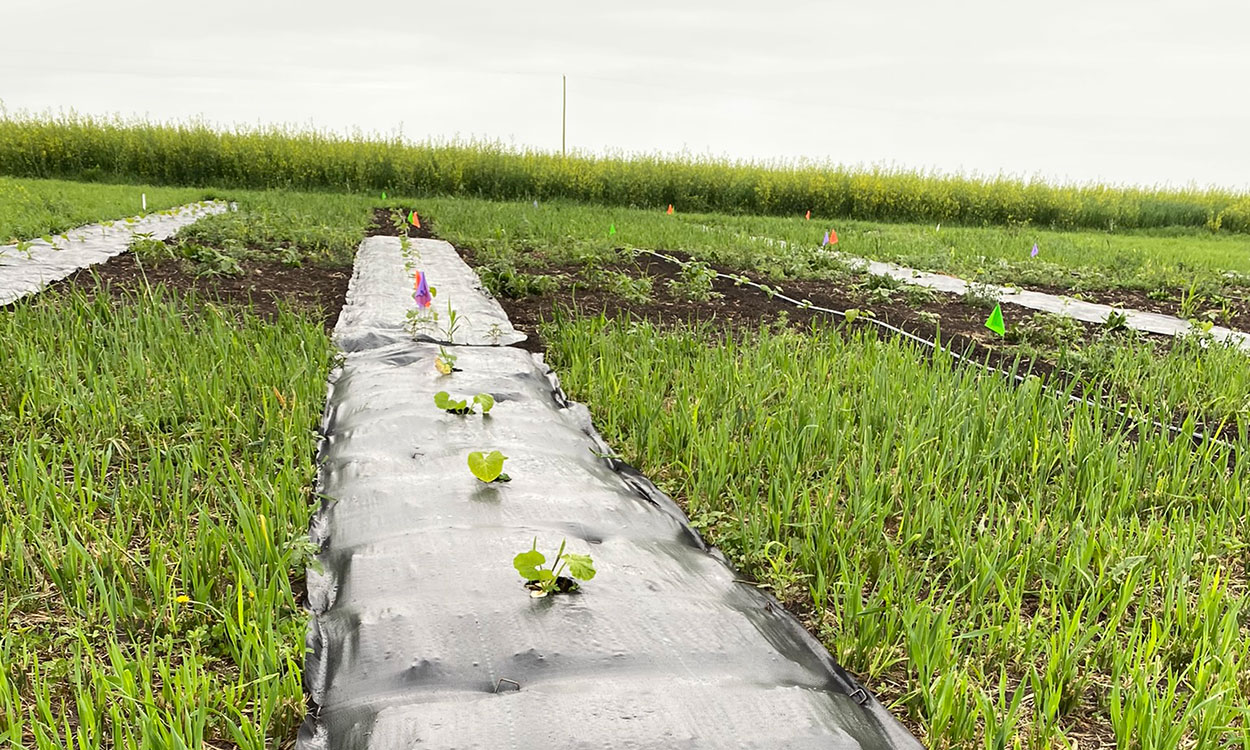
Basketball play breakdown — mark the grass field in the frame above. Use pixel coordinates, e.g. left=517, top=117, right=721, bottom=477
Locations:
left=2, top=173, right=1249, bottom=749
left=543, top=317, right=1250, bottom=749
left=142, top=189, right=376, bottom=269
left=4, top=114, right=1250, bottom=233
left=417, top=196, right=1250, bottom=298
left=0, top=176, right=209, bottom=244
left=0, top=290, right=331, bottom=747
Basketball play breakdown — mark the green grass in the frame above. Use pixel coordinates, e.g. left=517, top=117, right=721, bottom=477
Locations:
left=151, top=189, right=377, bottom=269
left=3, top=171, right=1248, bottom=750
left=0, top=288, right=332, bottom=747
left=543, top=316, right=1249, bottom=750
left=4, top=113, right=1250, bottom=233
left=419, top=197, right=1250, bottom=297
left=0, top=176, right=209, bottom=243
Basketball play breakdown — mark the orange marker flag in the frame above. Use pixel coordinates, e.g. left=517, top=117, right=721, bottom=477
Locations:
left=805, top=210, right=811, bottom=220
left=666, top=204, right=674, bottom=215
left=829, top=229, right=839, bottom=244
left=409, top=211, right=421, bottom=228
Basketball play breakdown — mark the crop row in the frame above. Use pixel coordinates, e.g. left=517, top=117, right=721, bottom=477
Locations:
left=3, top=114, right=1250, bottom=232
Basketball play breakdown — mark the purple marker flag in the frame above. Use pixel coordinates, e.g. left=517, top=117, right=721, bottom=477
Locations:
left=413, top=270, right=432, bottom=308
left=1031, top=243, right=1039, bottom=258
left=822, top=231, right=830, bottom=247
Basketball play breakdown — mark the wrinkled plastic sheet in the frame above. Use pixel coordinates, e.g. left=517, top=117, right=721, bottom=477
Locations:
left=301, top=237, right=922, bottom=749
left=334, top=237, right=525, bottom=351
left=0, top=201, right=228, bottom=305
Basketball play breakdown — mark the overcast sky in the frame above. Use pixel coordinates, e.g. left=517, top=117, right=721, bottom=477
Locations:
left=3, top=0, right=1247, bottom=189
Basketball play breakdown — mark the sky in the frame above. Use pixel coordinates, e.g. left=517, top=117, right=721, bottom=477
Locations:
left=2, top=0, right=1248, bottom=190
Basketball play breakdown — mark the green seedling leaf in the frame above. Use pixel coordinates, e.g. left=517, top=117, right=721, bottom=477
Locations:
left=562, top=553, right=597, bottom=581
left=434, top=391, right=470, bottom=413
left=467, top=450, right=507, bottom=482
left=513, top=543, right=546, bottom=580
left=473, top=393, right=495, bottom=414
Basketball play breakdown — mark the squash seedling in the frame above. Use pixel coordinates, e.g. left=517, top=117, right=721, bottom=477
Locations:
left=468, top=450, right=509, bottom=483
left=434, top=391, right=471, bottom=415
left=513, top=538, right=596, bottom=597
left=434, top=391, right=494, bottom=416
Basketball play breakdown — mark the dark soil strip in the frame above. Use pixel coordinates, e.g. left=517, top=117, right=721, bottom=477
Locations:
left=45, top=253, right=350, bottom=331
left=366, top=207, right=436, bottom=240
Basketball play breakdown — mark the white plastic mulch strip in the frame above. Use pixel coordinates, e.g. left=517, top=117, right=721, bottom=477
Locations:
left=333, top=237, right=525, bottom=351
left=839, top=254, right=1250, bottom=352
left=0, top=201, right=228, bottom=306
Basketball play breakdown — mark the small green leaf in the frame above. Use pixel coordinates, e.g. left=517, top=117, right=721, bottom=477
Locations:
left=844, top=308, right=861, bottom=324
left=536, top=569, right=555, bottom=582
left=474, top=393, right=495, bottom=414
left=562, top=553, right=596, bottom=581
left=467, top=450, right=507, bottom=482
left=434, top=391, right=469, bottom=412
left=513, top=547, right=545, bottom=580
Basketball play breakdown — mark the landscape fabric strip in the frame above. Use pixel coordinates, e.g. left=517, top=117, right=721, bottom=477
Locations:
left=633, top=248, right=1240, bottom=455
left=300, top=236, right=922, bottom=749
left=838, top=251, right=1250, bottom=352
left=0, top=201, right=228, bottom=305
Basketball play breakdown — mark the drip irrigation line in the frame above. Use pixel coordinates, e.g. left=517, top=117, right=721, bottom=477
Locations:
left=631, top=247, right=1238, bottom=455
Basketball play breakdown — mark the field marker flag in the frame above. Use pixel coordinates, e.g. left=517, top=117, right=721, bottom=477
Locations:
left=829, top=229, right=839, bottom=244
left=667, top=204, right=674, bottom=215
left=409, top=211, right=421, bottom=228
left=1031, top=242, right=1039, bottom=258
left=382, top=191, right=387, bottom=199
left=141, top=193, right=146, bottom=211
left=805, top=210, right=811, bottom=220
left=413, top=270, right=432, bottom=308
left=822, top=231, right=830, bottom=246
left=609, top=223, right=616, bottom=236
left=985, top=304, right=1006, bottom=336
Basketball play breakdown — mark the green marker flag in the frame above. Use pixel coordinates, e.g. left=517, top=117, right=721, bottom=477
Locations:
left=985, top=304, right=1006, bottom=335
left=382, top=191, right=387, bottom=199
left=609, top=223, right=616, bottom=236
